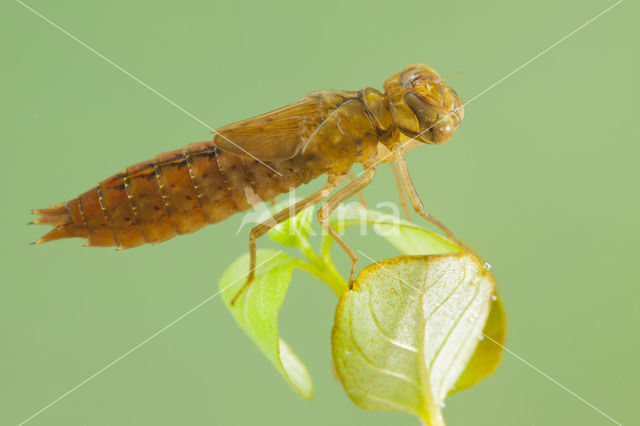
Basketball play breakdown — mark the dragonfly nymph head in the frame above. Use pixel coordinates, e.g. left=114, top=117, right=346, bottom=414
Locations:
left=384, top=64, right=465, bottom=145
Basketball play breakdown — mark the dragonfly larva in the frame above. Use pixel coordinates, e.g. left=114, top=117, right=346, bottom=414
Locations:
left=32, top=64, right=465, bottom=302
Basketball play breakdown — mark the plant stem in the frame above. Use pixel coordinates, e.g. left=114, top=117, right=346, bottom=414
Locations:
left=294, top=237, right=347, bottom=296
left=418, top=408, right=446, bottom=426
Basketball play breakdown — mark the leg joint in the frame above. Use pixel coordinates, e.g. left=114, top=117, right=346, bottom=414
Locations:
left=317, top=206, right=329, bottom=222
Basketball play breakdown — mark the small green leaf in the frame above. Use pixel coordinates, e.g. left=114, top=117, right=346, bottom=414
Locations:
left=327, top=205, right=461, bottom=256
left=242, top=198, right=314, bottom=247
left=268, top=205, right=314, bottom=247
left=332, top=253, right=495, bottom=425
left=219, top=249, right=313, bottom=400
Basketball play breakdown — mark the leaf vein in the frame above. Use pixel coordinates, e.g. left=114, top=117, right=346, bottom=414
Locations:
left=348, top=303, right=422, bottom=388
left=436, top=277, right=483, bottom=397
left=427, top=265, right=470, bottom=369
left=367, top=284, right=418, bottom=353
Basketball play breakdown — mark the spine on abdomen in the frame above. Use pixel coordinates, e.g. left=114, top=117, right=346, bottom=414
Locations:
left=32, top=142, right=306, bottom=249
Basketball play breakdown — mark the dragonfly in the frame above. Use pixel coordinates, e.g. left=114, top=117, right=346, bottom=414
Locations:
left=32, top=64, right=466, bottom=303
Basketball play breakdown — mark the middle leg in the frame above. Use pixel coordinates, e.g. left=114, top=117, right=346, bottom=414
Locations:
left=317, top=166, right=377, bottom=287
left=347, top=170, right=368, bottom=208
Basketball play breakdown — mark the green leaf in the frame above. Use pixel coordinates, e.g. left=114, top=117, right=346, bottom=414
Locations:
left=268, top=205, right=314, bottom=248
left=449, top=293, right=506, bottom=394
left=332, top=253, right=495, bottom=425
left=219, top=249, right=313, bottom=400
left=324, top=205, right=504, bottom=399
left=326, top=205, right=461, bottom=256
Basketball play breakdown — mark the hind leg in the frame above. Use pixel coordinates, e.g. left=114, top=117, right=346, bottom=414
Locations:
left=231, top=175, right=345, bottom=305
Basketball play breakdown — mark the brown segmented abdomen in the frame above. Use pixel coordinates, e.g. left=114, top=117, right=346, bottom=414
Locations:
left=32, top=89, right=380, bottom=248
left=32, top=142, right=309, bottom=249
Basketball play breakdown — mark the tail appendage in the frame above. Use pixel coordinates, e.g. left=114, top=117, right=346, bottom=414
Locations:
left=31, top=201, right=87, bottom=245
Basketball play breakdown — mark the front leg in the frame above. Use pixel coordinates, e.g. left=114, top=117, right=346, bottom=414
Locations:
left=394, top=151, right=466, bottom=248
left=390, top=159, right=413, bottom=220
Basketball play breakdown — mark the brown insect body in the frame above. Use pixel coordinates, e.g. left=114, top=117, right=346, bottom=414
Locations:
left=34, top=91, right=388, bottom=248
left=33, top=64, right=465, bottom=254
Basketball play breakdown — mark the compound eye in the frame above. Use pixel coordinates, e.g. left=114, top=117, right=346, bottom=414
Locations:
left=430, top=120, right=455, bottom=144
left=404, top=92, right=456, bottom=144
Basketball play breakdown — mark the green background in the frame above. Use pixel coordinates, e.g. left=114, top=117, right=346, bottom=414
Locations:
left=2, top=0, right=637, bottom=425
